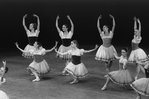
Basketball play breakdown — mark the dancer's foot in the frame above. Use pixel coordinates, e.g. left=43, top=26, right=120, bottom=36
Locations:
left=70, top=79, right=78, bottom=84
left=101, top=85, right=107, bottom=91
left=32, top=78, right=40, bottom=82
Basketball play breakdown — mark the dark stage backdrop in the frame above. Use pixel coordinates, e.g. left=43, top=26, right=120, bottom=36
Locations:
left=0, top=0, right=149, bottom=51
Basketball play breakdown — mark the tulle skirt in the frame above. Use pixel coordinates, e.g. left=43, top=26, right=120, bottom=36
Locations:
left=130, top=78, right=149, bottom=96
left=57, top=45, right=72, bottom=60
left=0, top=90, right=9, bottom=99
left=22, top=44, right=35, bottom=58
left=27, top=59, right=50, bottom=76
left=95, top=45, right=117, bottom=62
left=64, top=62, right=88, bottom=78
left=106, top=69, right=134, bottom=85
left=128, top=48, right=148, bottom=63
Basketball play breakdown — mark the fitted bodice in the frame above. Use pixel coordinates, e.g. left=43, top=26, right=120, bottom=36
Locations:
left=72, top=55, right=81, bottom=65
left=101, top=31, right=113, bottom=47
left=131, top=35, right=142, bottom=50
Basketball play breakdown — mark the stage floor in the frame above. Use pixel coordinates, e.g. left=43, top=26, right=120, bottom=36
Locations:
left=0, top=50, right=148, bottom=99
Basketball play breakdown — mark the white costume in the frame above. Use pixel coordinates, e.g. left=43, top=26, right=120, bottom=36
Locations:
left=0, top=77, right=9, bottom=99
left=105, top=56, right=134, bottom=85
left=128, top=35, right=147, bottom=63
left=130, top=61, right=149, bottom=96
left=64, top=48, right=88, bottom=78
left=95, top=31, right=117, bottom=62
left=27, top=48, right=50, bottom=76
left=57, top=31, right=73, bottom=60
left=23, top=30, right=40, bottom=58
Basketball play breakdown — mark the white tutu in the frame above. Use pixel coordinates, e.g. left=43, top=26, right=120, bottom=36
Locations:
left=106, top=69, right=134, bottom=85
left=130, top=78, right=149, bottom=96
left=0, top=90, right=9, bottom=99
left=22, top=44, right=35, bottom=58
left=128, top=48, right=148, bottom=63
left=95, top=45, right=117, bottom=62
left=57, top=45, right=72, bottom=60
left=64, top=62, right=88, bottom=78
left=28, top=59, right=50, bottom=76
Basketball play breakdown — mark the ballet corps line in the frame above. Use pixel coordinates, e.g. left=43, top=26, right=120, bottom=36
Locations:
left=0, top=14, right=149, bottom=99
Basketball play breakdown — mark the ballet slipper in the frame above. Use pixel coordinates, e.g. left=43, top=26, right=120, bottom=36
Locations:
left=70, top=79, right=78, bottom=84
left=32, top=78, right=40, bottom=82
left=101, top=85, right=107, bottom=91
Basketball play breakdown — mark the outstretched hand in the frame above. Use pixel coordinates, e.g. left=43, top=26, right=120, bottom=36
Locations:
left=55, top=41, right=58, bottom=45
left=56, top=16, right=60, bottom=20
left=133, top=16, right=137, bottom=21
left=98, top=15, right=102, bottom=19
left=33, top=14, right=38, bottom=17
left=23, top=14, right=27, bottom=18
left=54, top=48, right=58, bottom=53
left=2, top=60, right=6, bottom=66
left=67, top=15, right=71, bottom=20
left=95, top=44, right=99, bottom=49
left=15, top=42, right=19, bottom=47
left=109, top=14, right=114, bottom=18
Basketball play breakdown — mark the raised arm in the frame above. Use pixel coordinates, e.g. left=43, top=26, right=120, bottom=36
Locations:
left=134, top=17, right=137, bottom=32
left=137, top=18, right=141, bottom=36
left=83, top=45, right=99, bottom=53
left=45, top=41, right=58, bottom=53
left=22, top=14, right=28, bottom=32
left=33, top=14, right=40, bottom=32
left=15, top=42, right=28, bottom=53
left=97, top=15, right=102, bottom=34
left=56, top=16, right=61, bottom=33
left=67, top=15, right=74, bottom=33
left=109, top=14, right=115, bottom=33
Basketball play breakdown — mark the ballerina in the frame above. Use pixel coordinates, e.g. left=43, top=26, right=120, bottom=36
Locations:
left=22, top=14, right=40, bottom=58
left=56, top=15, right=74, bottom=75
left=95, top=14, right=117, bottom=73
left=101, top=47, right=134, bottom=91
left=0, top=61, right=9, bottom=99
left=130, top=59, right=149, bottom=99
left=128, top=17, right=148, bottom=80
left=55, top=40, right=98, bottom=84
left=15, top=41, right=58, bottom=82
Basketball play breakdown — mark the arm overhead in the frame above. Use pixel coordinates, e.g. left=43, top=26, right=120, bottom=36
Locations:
left=33, top=14, right=40, bottom=32
left=67, top=15, right=74, bottom=33
left=109, top=14, right=115, bottom=33
left=56, top=16, right=61, bottom=33
left=134, top=17, right=137, bottom=32
left=97, top=15, right=102, bottom=34
left=22, top=14, right=28, bottom=32
left=137, top=18, right=141, bottom=36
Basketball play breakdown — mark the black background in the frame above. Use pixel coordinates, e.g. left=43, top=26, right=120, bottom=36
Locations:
left=0, top=0, right=149, bottom=51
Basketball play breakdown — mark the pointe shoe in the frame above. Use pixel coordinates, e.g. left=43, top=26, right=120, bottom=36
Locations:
left=101, top=86, right=107, bottom=91
left=32, top=78, right=40, bottom=82
left=70, top=79, right=78, bottom=84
